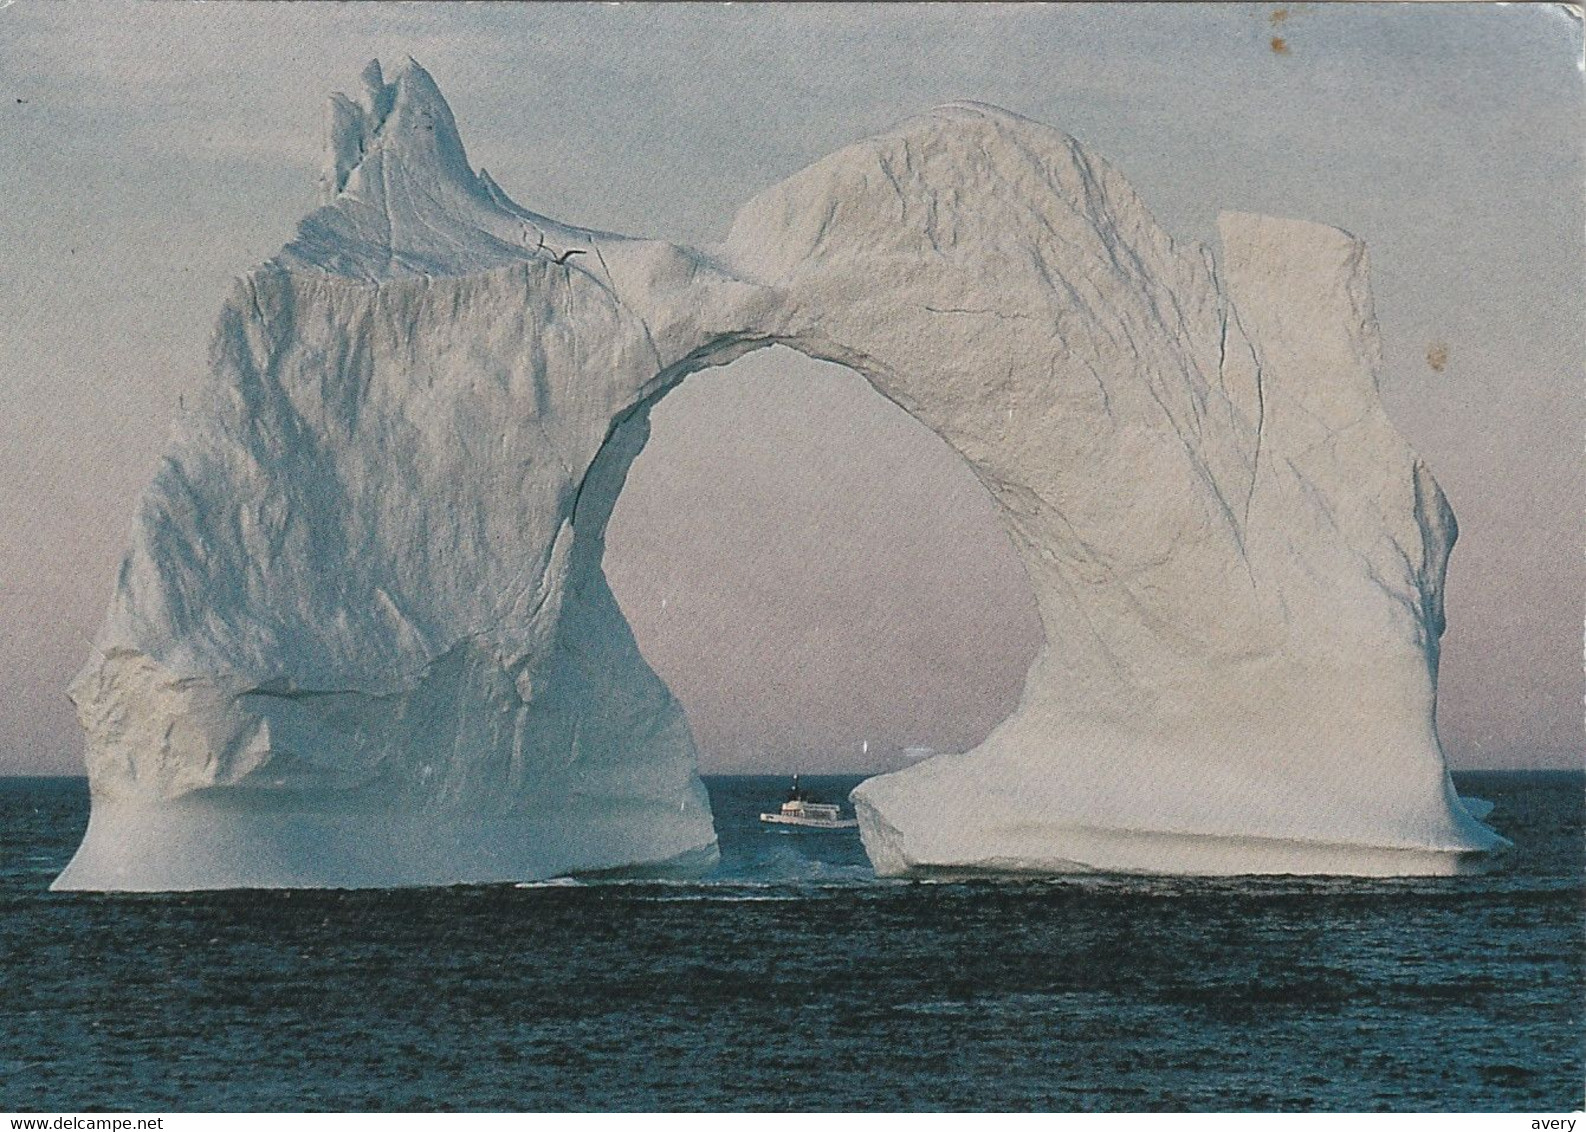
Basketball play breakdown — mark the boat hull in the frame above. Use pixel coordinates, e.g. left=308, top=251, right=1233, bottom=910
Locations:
left=760, top=813, right=859, bottom=831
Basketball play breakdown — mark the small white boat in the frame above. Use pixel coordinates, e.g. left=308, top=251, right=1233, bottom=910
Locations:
left=760, top=775, right=859, bottom=831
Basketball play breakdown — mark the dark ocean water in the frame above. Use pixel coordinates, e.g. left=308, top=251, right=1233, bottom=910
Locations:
left=0, top=771, right=1580, bottom=1113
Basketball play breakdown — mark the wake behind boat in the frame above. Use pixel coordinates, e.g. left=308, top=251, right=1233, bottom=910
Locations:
left=760, top=775, right=859, bottom=831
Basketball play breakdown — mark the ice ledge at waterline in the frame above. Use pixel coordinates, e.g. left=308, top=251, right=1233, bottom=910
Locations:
left=53, top=60, right=1504, bottom=891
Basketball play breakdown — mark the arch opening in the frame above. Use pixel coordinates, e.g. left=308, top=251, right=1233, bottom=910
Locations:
left=597, top=344, right=1043, bottom=780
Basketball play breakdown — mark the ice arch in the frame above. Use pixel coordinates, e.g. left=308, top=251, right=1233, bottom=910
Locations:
left=54, top=61, right=1503, bottom=890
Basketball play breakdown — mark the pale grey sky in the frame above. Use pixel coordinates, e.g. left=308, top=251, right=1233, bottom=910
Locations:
left=0, top=2, right=1580, bottom=773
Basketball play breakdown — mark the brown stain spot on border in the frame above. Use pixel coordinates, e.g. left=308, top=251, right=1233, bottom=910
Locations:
left=1270, top=36, right=1290, bottom=54
left=1426, top=343, right=1449, bottom=373
left=1270, top=3, right=1312, bottom=25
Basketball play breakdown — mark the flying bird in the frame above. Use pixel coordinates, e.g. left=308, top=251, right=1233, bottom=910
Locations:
left=552, top=248, right=586, bottom=265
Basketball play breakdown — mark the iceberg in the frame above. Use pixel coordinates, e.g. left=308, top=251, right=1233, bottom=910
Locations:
left=54, top=61, right=1504, bottom=890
